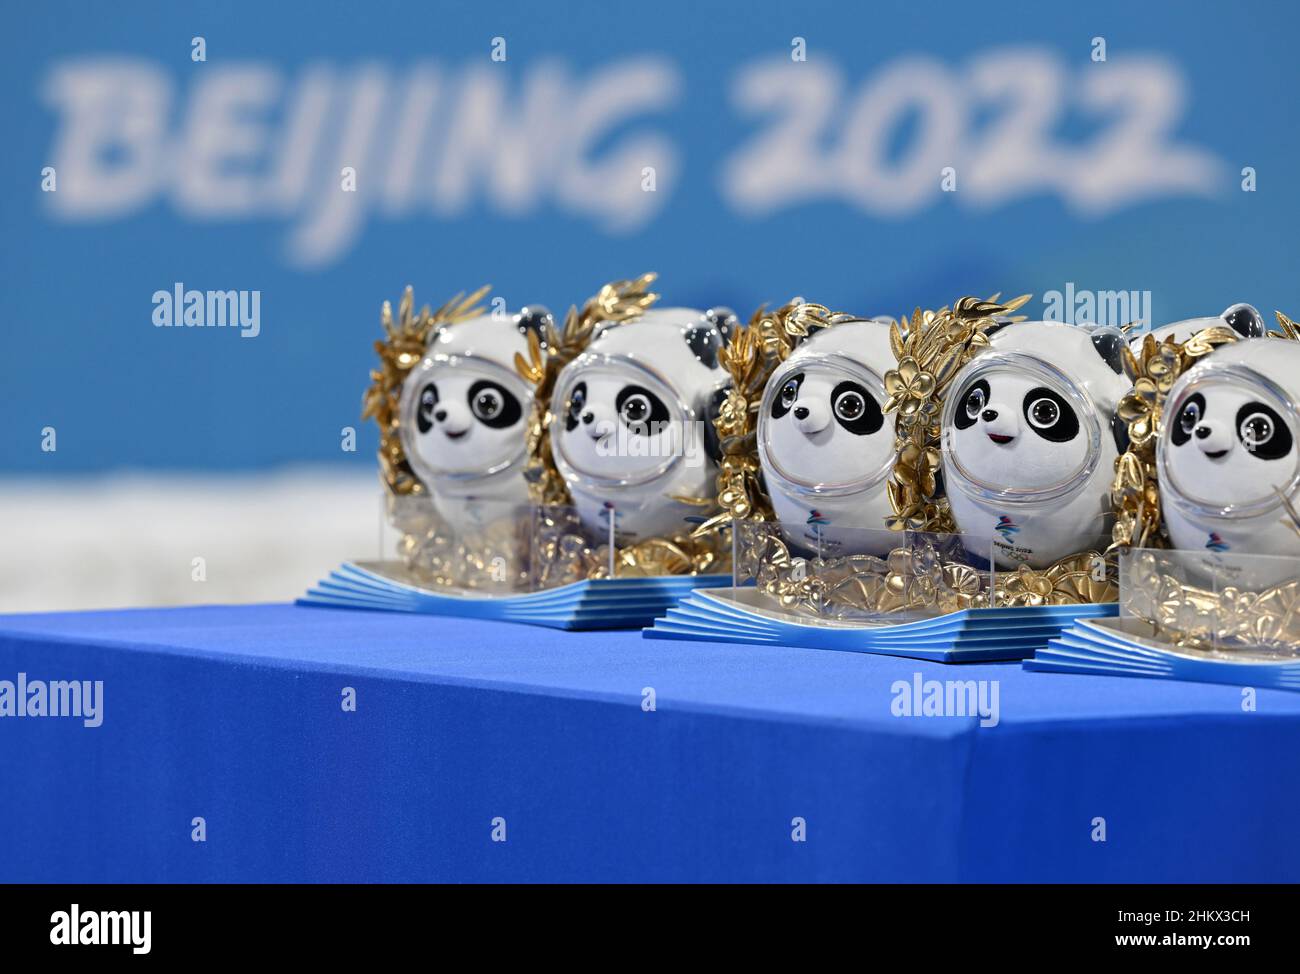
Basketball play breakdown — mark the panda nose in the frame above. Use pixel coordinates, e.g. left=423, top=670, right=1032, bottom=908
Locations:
left=981, top=409, right=998, bottom=422
left=1195, top=425, right=1211, bottom=440
left=793, top=406, right=809, bottom=420
left=582, top=411, right=594, bottom=425
left=434, top=409, right=447, bottom=422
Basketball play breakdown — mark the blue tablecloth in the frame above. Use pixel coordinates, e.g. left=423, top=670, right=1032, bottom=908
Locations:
left=1, top=604, right=1297, bottom=882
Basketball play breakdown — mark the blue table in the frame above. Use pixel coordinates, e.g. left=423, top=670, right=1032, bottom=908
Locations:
left=1, top=604, right=1297, bottom=882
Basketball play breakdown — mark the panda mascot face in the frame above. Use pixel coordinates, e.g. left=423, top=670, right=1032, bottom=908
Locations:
left=399, top=307, right=551, bottom=525
left=1158, top=339, right=1300, bottom=559
left=550, top=307, right=734, bottom=543
left=942, top=322, right=1131, bottom=569
left=1132, top=303, right=1266, bottom=349
left=756, top=320, right=897, bottom=554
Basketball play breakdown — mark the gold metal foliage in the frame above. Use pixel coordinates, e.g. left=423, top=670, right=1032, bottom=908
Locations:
left=881, top=294, right=1031, bottom=534
left=362, top=284, right=491, bottom=497
left=1125, top=550, right=1300, bottom=656
left=736, top=528, right=990, bottom=620
left=737, top=526, right=1117, bottom=619
left=994, top=551, right=1117, bottom=607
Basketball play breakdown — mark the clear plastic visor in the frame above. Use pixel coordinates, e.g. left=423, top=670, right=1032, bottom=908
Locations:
left=399, top=353, right=533, bottom=482
left=757, top=352, right=893, bottom=497
left=1158, top=363, right=1300, bottom=518
left=940, top=352, right=1101, bottom=505
left=549, top=353, right=692, bottom=489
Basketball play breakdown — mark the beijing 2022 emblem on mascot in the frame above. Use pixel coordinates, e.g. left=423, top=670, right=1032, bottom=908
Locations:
left=549, top=307, right=735, bottom=544
left=942, top=321, right=1131, bottom=569
left=398, top=305, right=553, bottom=527
left=1158, top=338, right=1300, bottom=559
left=757, top=318, right=898, bottom=554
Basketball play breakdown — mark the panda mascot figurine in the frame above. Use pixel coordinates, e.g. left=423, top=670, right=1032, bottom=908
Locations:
left=942, top=322, right=1131, bottom=569
left=549, top=307, right=735, bottom=544
left=1131, top=303, right=1266, bottom=349
left=756, top=319, right=897, bottom=555
left=398, top=307, right=551, bottom=527
left=1158, top=339, right=1300, bottom=559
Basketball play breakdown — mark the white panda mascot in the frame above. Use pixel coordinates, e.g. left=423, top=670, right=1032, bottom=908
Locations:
left=549, top=307, right=735, bottom=544
left=1131, top=303, right=1266, bottom=349
left=398, top=306, right=551, bottom=527
left=756, top=319, right=897, bottom=555
left=942, top=321, right=1131, bottom=569
left=1158, top=339, right=1300, bottom=559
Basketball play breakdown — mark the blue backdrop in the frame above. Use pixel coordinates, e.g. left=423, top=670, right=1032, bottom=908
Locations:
left=3, top=0, right=1297, bottom=474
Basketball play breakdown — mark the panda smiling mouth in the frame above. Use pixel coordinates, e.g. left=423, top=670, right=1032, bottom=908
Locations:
left=444, top=429, right=469, bottom=440
left=1203, top=448, right=1229, bottom=459
left=987, top=433, right=1015, bottom=445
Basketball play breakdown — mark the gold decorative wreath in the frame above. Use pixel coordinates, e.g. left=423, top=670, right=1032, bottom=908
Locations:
left=734, top=526, right=989, bottom=619
left=511, top=273, right=729, bottom=578
left=1125, top=549, right=1300, bottom=656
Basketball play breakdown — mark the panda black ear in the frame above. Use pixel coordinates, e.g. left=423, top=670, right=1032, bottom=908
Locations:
left=983, top=318, right=1012, bottom=338
left=1221, top=303, right=1265, bottom=338
left=517, top=306, right=553, bottom=349
left=685, top=323, right=723, bottom=369
left=1091, top=330, right=1125, bottom=374
left=1111, top=411, right=1131, bottom=455
left=704, top=385, right=729, bottom=463
left=704, top=307, right=739, bottom=344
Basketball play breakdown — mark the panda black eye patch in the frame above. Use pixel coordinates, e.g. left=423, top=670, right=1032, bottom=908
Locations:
left=565, top=381, right=588, bottom=432
left=466, top=379, right=522, bottom=429
left=830, top=380, right=883, bottom=435
left=954, top=379, right=990, bottom=430
left=1236, top=401, right=1292, bottom=460
left=616, top=384, right=671, bottom=434
left=416, top=382, right=439, bottom=434
left=1021, top=387, right=1079, bottom=442
left=1169, top=392, right=1205, bottom=447
left=771, top=373, right=804, bottom=419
